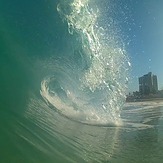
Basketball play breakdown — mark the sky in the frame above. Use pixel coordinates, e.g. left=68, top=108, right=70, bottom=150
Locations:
left=120, top=0, right=163, bottom=92
left=98, top=0, right=163, bottom=92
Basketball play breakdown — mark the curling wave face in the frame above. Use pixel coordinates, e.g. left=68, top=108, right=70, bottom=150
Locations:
left=40, top=0, right=130, bottom=125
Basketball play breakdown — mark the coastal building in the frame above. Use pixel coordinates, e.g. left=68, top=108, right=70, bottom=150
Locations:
left=139, top=72, right=158, bottom=95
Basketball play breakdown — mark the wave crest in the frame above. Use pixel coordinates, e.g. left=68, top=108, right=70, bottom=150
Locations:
left=40, top=0, right=130, bottom=125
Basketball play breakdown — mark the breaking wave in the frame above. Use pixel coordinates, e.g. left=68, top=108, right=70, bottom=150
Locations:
left=40, top=0, right=130, bottom=125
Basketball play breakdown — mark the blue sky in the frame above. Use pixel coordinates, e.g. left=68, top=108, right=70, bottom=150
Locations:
left=120, top=0, right=163, bottom=91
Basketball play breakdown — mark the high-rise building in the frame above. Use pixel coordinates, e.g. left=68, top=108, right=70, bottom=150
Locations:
left=153, top=75, right=158, bottom=93
left=139, top=72, right=158, bottom=95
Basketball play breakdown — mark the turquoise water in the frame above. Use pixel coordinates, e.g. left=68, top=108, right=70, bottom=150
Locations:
left=1, top=0, right=163, bottom=162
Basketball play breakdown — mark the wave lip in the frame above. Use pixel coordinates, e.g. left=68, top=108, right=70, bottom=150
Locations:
left=40, top=77, right=123, bottom=126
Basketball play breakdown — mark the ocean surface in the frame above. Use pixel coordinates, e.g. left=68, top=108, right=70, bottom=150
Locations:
left=1, top=0, right=163, bottom=162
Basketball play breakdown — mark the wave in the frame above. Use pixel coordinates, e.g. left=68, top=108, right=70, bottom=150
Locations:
left=40, top=0, right=130, bottom=126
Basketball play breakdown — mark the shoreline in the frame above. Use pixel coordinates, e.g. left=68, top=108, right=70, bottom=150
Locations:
left=126, top=97, right=163, bottom=103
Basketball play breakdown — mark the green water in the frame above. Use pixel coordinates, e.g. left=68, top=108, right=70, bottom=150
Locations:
left=1, top=96, right=163, bottom=162
left=1, top=0, right=163, bottom=162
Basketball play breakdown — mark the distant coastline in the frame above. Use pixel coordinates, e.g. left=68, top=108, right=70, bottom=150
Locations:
left=127, top=72, right=163, bottom=103
left=126, top=97, right=163, bottom=103
left=126, top=90, right=163, bottom=102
